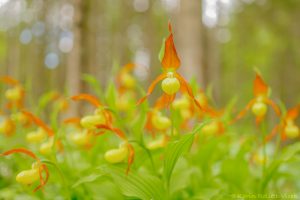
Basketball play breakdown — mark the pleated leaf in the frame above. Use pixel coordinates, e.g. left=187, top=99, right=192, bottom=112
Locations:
left=100, top=165, right=166, bottom=200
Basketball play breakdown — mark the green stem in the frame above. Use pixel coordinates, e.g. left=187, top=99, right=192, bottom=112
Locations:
left=259, top=120, right=268, bottom=193
left=261, top=121, right=267, bottom=176
left=129, top=140, right=157, bottom=174
left=42, top=160, right=71, bottom=199
left=169, top=106, right=175, bottom=137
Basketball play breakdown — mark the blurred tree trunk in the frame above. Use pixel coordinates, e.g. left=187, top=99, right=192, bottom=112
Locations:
left=203, top=27, right=220, bottom=103
left=175, top=0, right=204, bottom=86
left=6, top=30, right=20, bottom=77
left=66, top=0, right=84, bottom=116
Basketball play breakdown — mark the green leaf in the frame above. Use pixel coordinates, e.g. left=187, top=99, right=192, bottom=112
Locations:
left=169, top=159, right=196, bottom=194
left=280, top=142, right=300, bottom=162
left=163, top=133, right=195, bottom=187
left=72, top=173, right=104, bottom=188
left=163, top=121, right=211, bottom=188
left=37, top=91, right=58, bottom=113
left=82, top=74, right=103, bottom=98
left=260, top=143, right=300, bottom=192
left=192, top=188, right=221, bottom=200
left=100, top=165, right=166, bottom=200
left=105, top=80, right=117, bottom=109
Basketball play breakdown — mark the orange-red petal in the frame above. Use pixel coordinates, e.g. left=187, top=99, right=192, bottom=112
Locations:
left=253, top=72, right=268, bottom=97
left=63, top=117, right=81, bottom=124
left=122, top=63, right=135, bottom=72
left=71, top=94, right=102, bottom=107
left=255, top=116, right=264, bottom=126
left=154, top=94, right=175, bottom=109
left=175, top=73, right=202, bottom=110
left=0, top=76, right=19, bottom=86
left=145, top=112, right=155, bottom=137
left=286, top=105, right=299, bottom=120
left=161, top=22, right=180, bottom=70
left=1, top=148, right=38, bottom=160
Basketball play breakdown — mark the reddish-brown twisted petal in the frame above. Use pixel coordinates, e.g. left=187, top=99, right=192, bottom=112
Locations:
left=126, top=144, right=135, bottom=174
left=34, top=164, right=49, bottom=192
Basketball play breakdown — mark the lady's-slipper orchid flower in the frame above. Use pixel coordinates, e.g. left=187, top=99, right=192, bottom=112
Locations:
left=195, top=89, right=219, bottom=117
left=72, top=94, right=135, bottom=173
left=0, top=118, right=15, bottom=136
left=63, top=117, right=94, bottom=148
left=172, top=91, right=219, bottom=130
left=71, top=94, right=113, bottom=130
left=21, top=111, right=62, bottom=155
left=231, top=72, right=281, bottom=124
left=116, top=63, right=137, bottom=92
left=265, top=105, right=300, bottom=142
left=145, top=110, right=171, bottom=137
left=22, top=110, right=54, bottom=137
left=0, top=76, right=25, bottom=109
left=115, top=64, right=138, bottom=112
left=137, top=23, right=202, bottom=109
left=1, top=148, right=49, bottom=192
left=11, top=112, right=31, bottom=127
left=145, top=96, right=172, bottom=138
left=201, top=120, right=225, bottom=136
left=70, top=129, right=92, bottom=147
left=146, top=135, right=169, bottom=150
left=26, top=128, right=47, bottom=143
